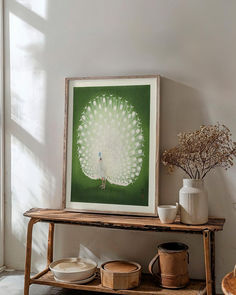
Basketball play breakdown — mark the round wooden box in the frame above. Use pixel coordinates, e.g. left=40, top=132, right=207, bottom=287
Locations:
left=100, top=260, right=141, bottom=290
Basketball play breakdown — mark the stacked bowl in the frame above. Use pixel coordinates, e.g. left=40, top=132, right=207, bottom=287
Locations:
left=49, top=257, right=97, bottom=284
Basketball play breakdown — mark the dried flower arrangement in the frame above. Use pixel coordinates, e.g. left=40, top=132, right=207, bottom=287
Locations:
left=162, top=123, right=236, bottom=179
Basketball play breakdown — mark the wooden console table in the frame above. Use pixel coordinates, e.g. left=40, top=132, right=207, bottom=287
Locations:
left=23, top=208, right=225, bottom=295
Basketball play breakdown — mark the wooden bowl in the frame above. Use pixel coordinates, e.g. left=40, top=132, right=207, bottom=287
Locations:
left=100, top=260, right=141, bottom=290
left=222, top=267, right=236, bottom=295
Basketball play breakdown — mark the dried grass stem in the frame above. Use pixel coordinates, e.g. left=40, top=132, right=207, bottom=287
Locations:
left=162, top=123, right=236, bottom=179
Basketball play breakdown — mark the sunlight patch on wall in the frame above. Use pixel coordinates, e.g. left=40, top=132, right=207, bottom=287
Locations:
left=15, top=0, right=48, bottom=19
left=11, top=134, right=57, bottom=208
left=9, top=12, right=46, bottom=143
left=8, top=134, right=56, bottom=267
left=10, top=135, right=56, bottom=238
left=79, top=244, right=99, bottom=263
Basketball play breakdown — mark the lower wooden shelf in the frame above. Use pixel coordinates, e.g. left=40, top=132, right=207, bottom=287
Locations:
left=30, top=270, right=206, bottom=295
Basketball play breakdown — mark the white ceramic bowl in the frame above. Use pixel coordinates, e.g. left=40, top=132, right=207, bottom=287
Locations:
left=49, top=257, right=97, bottom=282
left=158, top=203, right=178, bottom=224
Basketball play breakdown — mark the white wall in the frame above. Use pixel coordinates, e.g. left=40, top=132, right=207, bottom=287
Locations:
left=4, top=0, right=236, bottom=292
left=0, top=0, right=4, bottom=268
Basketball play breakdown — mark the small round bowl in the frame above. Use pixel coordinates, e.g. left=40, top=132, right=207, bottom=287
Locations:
left=49, top=257, right=97, bottom=282
left=158, top=203, right=178, bottom=224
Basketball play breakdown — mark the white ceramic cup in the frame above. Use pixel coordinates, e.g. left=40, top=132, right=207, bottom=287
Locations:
left=158, top=203, right=179, bottom=224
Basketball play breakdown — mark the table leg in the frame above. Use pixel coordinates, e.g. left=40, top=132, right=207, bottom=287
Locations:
left=203, top=230, right=212, bottom=295
left=210, top=231, right=215, bottom=294
left=47, top=223, right=54, bottom=266
left=24, top=218, right=39, bottom=295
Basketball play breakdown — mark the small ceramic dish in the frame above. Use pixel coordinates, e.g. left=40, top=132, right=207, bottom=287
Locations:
left=49, top=257, right=97, bottom=282
left=54, top=272, right=96, bottom=284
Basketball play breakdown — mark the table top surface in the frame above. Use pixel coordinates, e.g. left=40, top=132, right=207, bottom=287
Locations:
left=24, top=208, right=225, bottom=233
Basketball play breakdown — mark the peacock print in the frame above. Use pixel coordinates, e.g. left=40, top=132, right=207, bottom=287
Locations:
left=77, top=94, right=144, bottom=189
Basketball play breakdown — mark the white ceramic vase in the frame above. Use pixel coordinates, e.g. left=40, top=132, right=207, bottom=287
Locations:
left=179, top=179, right=208, bottom=225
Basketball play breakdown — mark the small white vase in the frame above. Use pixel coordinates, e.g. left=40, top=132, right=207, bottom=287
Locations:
left=179, top=179, right=208, bottom=225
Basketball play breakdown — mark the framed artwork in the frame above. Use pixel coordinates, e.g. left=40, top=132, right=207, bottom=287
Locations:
left=63, top=75, right=160, bottom=216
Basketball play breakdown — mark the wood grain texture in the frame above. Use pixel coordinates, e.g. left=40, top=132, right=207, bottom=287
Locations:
left=47, top=223, right=54, bottom=266
left=103, top=261, right=138, bottom=273
left=23, top=211, right=224, bottom=295
left=31, top=270, right=206, bottom=295
left=30, top=268, right=49, bottom=281
left=101, top=261, right=141, bottom=290
left=65, top=75, right=161, bottom=82
left=24, top=218, right=40, bottom=295
left=203, top=231, right=212, bottom=295
left=222, top=271, right=236, bottom=295
left=210, top=231, right=215, bottom=294
left=23, top=208, right=225, bottom=233
left=155, top=75, right=161, bottom=215
left=62, top=78, right=69, bottom=209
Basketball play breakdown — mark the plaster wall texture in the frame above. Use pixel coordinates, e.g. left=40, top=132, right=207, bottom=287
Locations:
left=4, top=0, right=236, bottom=292
left=0, top=0, right=4, bottom=268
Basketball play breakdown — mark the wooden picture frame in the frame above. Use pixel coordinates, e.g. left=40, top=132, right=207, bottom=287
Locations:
left=63, top=75, right=160, bottom=216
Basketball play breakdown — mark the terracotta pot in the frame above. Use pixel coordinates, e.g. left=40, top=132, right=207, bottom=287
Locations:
left=149, top=242, right=189, bottom=289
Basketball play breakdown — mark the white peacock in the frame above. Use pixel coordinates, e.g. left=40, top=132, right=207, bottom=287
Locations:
left=77, top=94, right=144, bottom=189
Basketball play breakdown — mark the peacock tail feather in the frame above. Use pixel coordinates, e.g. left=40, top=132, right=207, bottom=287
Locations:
left=77, top=94, right=144, bottom=187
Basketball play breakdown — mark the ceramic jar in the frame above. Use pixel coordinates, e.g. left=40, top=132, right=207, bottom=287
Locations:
left=149, top=242, right=189, bottom=289
left=179, top=179, right=208, bottom=225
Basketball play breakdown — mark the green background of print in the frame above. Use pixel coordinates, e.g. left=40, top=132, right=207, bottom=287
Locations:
left=70, top=85, right=150, bottom=206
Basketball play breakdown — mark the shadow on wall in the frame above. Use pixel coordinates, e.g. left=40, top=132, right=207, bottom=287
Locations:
left=160, top=78, right=236, bottom=284
left=207, top=169, right=236, bottom=282
left=159, top=77, right=210, bottom=205
left=55, top=77, right=215, bottom=281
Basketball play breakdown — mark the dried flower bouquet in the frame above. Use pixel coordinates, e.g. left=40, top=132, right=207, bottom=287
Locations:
left=162, top=123, right=236, bottom=179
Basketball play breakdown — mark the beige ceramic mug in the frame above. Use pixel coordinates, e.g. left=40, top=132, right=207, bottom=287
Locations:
left=157, top=203, right=179, bottom=224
